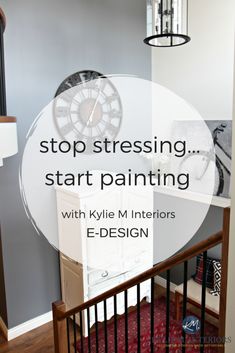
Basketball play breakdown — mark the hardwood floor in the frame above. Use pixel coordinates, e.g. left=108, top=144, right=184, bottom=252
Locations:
left=0, top=322, right=54, bottom=353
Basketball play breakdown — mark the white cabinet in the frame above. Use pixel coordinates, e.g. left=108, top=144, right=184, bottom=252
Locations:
left=56, top=178, right=153, bottom=336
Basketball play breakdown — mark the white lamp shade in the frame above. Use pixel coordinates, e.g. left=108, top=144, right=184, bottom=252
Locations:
left=0, top=120, right=18, bottom=166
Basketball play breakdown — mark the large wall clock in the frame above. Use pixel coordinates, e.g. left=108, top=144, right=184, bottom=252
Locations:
left=54, top=70, right=122, bottom=153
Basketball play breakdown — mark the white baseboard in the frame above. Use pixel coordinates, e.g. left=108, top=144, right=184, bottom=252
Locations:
left=155, top=275, right=177, bottom=292
left=0, top=316, right=8, bottom=339
left=2, top=311, right=52, bottom=341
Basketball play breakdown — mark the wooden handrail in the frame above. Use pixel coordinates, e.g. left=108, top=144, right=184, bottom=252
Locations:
left=0, top=116, right=17, bottom=123
left=55, top=229, right=223, bottom=321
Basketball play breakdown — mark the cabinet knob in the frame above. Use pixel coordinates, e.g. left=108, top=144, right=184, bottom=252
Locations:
left=101, top=270, right=109, bottom=278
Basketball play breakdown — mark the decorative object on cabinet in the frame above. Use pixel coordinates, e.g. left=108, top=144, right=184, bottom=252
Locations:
left=55, top=172, right=153, bottom=336
left=144, top=0, right=191, bottom=47
left=0, top=8, right=18, bottom=167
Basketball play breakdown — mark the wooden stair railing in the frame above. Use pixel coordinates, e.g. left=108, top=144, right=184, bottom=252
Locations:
left=53, top=207, right=230, bottom=353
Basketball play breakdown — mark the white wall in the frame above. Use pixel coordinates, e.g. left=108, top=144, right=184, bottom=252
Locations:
left=152, top=3, right=235, bottom=350
left=152, top=0, right=235, bottom=120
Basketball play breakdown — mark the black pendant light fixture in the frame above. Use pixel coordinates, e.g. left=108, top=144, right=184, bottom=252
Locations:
left=144, top=0, right=191, bottom=47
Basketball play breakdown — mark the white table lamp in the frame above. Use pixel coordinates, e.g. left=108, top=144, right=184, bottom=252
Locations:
left=0, top=116, right=18, bottom=166
left=0, top=10, right=18, bottom=166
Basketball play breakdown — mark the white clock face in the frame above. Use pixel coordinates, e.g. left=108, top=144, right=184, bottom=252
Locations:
left=53, top=70, right=122, bottom=153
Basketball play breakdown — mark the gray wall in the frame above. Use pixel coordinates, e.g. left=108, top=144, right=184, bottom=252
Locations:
left=0, top=0, right=151, bottom=328
left=157, top=204, right=223, bottom=285
left=0, top=228, right=7, bottom=325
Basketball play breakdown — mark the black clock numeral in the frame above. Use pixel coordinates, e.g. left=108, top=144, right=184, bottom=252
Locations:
left=104, top=122, right=118, bottom=136
left=79, top=124, right=87, bottom=135
left=103, top=109, right=122, bottom=120
left=91, top=71, right=100, bottom=80
left=70, top=110, right=79, bottom=116
left=59, top=89, right=75, bottom=103
left=83, top=71, right=91, bottom=81
left=105, top=93, right=119, bottom=104
left=80, top=70, right=102, bottom=82
left=79, top=71, right=93, bottom=82
left=55, top=83, right=72, bottom=96
left=55, top=106, right=70, bottom=117
left=62, top=82, right=72, bottom=91
left=98, top=78, right=108, bottom=92
left=85, top=79, right=100, bottom=92
left=85, top=138, right=96, bottom=152
left=73, top=131, right=86, bottom=142
left=60, top=122, right=76, bottom=136
left=94, top=124, right=102, bottom=136
left=76, top=89, right=86, bottom=102
left=68, top=75, right=81, bottom=86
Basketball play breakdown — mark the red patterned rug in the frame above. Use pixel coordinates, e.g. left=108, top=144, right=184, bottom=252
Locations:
left=77, top=297, right=218, bottom=353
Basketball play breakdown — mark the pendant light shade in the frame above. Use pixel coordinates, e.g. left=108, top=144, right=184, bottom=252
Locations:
left=144, top=0, right=191, bottom=47
left=0, top=8, right=18, bottom=166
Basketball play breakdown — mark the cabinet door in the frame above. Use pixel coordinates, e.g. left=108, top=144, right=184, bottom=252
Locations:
left=56, top=190, right=83, bottom=264
left=60, top=255, right=84, bottom=309
left=121, top=186, right=153, bottom=267
left=84, top=189, right=122, bottom=271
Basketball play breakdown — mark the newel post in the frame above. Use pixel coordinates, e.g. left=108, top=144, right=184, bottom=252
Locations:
left=52, top=301, right=68, bottom=353
left=219, top=207, right=230, bottom=353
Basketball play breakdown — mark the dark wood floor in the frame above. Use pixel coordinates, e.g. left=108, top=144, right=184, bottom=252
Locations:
left=0, top=321, right=54, bottom=353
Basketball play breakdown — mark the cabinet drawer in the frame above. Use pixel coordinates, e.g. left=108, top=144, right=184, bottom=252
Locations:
left=124, top=264, right=149, bottom=281
left=88, top=268, right=121, bottom=286
left=123, top=251, right=150, bottom=272
left=88, top=274, right=124, bottom=298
